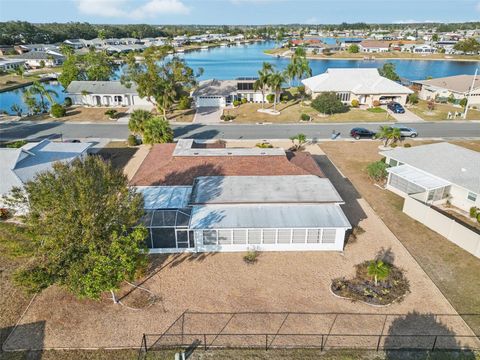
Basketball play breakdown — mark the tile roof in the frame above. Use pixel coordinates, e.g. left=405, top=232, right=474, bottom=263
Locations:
left=413, top=75, right=480, bottom=94
left=129, top=143, right=324, bottom=186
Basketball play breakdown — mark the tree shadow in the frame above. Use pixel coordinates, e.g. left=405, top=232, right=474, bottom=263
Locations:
left=1, top=321, right=46, bottom=359
left=384, top=312, right=477, bottom=359
left=376, top=247, right=395, bottom=264
left=97, top=146, right=138, bottom=170
left=172, top=124, right=204, bottom=138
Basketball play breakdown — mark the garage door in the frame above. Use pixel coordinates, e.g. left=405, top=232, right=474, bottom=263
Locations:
left=197, top=96, right=223, bottom=107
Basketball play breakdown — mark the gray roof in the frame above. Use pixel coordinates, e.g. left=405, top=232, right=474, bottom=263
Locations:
left=191, top=175, right=344, bottom=204
left=189, top=204, right=351, bottom=229
left=0, top=140, right=91, bottom=196
left=192, top=79, right=238, bottom=97
left=15, top=51, right=64, bottom=60
left=66, top=81, right=138, bottom=95
left=134, top=186, right=192, bottom=209
left=413, top=75, right=480, bottom=93
left=381, top=142, right=480, bottom=194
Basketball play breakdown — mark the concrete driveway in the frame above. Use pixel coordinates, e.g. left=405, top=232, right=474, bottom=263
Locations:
left=193, top=107, right=222, bottom=124
left=389, top=108, right=425, bottom=123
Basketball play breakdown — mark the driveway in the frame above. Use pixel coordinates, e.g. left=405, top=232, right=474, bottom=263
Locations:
left=193, top=107, right=223, bottom=124
left=389, top=108, right=425, bottom=123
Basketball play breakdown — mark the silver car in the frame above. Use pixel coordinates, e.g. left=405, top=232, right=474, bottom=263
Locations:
left=393, top=126, right=418, bottom=138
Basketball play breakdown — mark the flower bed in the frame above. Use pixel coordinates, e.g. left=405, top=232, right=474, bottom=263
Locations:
left=331, top=261, right=409, bottom=306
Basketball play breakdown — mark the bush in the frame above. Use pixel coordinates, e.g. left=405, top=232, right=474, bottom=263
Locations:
left=5, top=140, right=27, bottom=148
left=241, top=98, right=247, bottom=104
left=243, top=250, right=259, bottom=264
left=280, top=94, right=289, bottom=102
left=266, top=94, right=275, bottom=103
left=459, top=97, right=468, bottom=108
left=311, top=92, right=348, bottom=114
left=407, top=93, right=419, bottom=105
left=50, top=103, right=66, bottom=118
left=220, top=114, right=235, bottom=121
left=127, top=134, right=138, bottom=146
left=470, top=207, right=478, bottom=218
left=63, top=97, right=72, bottom=107
left=255, top=142, right=273, bottom=148
left=351, top=99, right=359, bottom=108
left=233, top=100, right=241, bottom=107
left=177, top=96, right=191, bottom=110
left=372, top=100, right=381, bottom=107
left=105, top=109, right=118, bottom=119
left=300, top=113, right=311, bottom=121
left=0, top=208, right=10, bottom=220
left=404, top=143, right=412, bottom=148
left=366, top=161, right=388, bottom=182
left=477, top=213, right=480, bottom=224
left=391, top=143, right=398, bottom=148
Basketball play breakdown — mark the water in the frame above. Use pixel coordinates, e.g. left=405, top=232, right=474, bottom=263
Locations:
left=1, top=40, right=479, bottom=115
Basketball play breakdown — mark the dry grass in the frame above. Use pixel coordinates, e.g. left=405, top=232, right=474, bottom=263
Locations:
left=225, top=102, right=394, bottom=123
left=319, top=140, right=480, bottom=336
left=97, top=141, right=139, bottom=171
left=168, top=109, right=195, bottom=123
left=23, top=107, right=130, bottom=123
left=408, top=100, right=480, bottom=121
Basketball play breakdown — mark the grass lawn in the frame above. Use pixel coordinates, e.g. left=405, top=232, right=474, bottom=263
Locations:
left=97, top=141, right=138, bottom=171
left=319, top=140, right=480, bottom=336
left=23, top=106, right=130, bottom=123
left=408, top=100, right=480, bottom=121
left=224, top=102, right=394, bottom=123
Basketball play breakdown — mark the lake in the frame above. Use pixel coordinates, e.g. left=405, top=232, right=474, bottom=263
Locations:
left=1, top=40, right=479, bottom=115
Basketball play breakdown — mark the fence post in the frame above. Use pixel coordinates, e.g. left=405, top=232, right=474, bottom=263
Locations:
left=204, top=334, right=207, bottom=351
left=321, top=334, right=324, bottom=351
left=376, top=335, right=382, bottom=352
left=143, top=334, right=147, bottom=353
left=431, top=335, right=437, bottom=352
left=265, top=334, right=268, bottom=351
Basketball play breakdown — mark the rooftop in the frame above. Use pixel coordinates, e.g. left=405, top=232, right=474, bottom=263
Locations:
left=191, top=79, right=238, bottom=97
left=413, top=74, right=480, bottom=93
left=66, top=81, right=139, bottom=95
left=387, top=165, right=451, bottom=191
left=173, top=139, right=285, bottom=157
left=381, top=142, right=480, bottom=194
left=134, top=186, right=192, bottom=209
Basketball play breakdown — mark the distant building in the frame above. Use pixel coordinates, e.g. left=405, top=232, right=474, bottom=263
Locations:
left=0, top=58, right=25, bottom=72
left=14, top=51, right=65, bottom=68
left=358, top=40, right=391, bottom=53
left=412, top=74, right=480, bottom=105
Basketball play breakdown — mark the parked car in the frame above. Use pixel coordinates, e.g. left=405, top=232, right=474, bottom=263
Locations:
left=387, top=102, right=405, bottom=114
left=392, top=126, right=418, bottom=138
left=350, top=127, right=376, bottom=140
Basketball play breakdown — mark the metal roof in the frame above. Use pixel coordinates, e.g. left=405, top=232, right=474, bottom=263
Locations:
left=190, top=175, right=343, bottom=204
left=66, top=81, right=138, bottom=95
left=387, top=165, right=451, bottom=190
left=191, top=79, right=238, bottom=97
left=134, top=186, right=192, bottom=209
left=189, top=204, right=351, bottom=229
left=381, top=142, right=480, bottom=194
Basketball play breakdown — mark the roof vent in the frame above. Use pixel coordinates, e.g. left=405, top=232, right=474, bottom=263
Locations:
left=461, top=168, right=467, bottom=172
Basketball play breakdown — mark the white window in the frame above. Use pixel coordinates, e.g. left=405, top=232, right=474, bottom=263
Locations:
left=233, top=229, right=247, bottom=244
left=277, top=229, right=291, bottom=244
left=467, top=192, right=477, bottom=202
left=322, top=229, right=336, bottom=244
left=203, top=230, right=217, bottom=245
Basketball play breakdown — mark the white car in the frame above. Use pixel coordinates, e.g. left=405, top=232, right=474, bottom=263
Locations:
left=392, top=126, right=418, bottom=138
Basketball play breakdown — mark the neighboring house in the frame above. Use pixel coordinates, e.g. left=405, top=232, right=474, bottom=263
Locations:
left=412, top=44, right=436, bottom=53
left=0, top=58, right=25, bottom=72
left=66, top=81, right=151, bottom=107
left=130, top=139, right=351, bottom=253
left=14, top=44, right=58, bottom=54
left=104, top=44, right=146, bottom=54
left=14, top=51, right=65, bottom=68
left=302, top=68, right=413, bottom=106
left=380, top=142, right=480, bottom=212
left=411, top=75, right=480, bottom=106
left=358, top=40, right=391, bottom=53
left=63, top=39, right=85, bottom=49
left=191, top=78, right=271, bottom=108
left=0, top=45, right=15, bottom=56
left=0, top=140, right=92, bottom=206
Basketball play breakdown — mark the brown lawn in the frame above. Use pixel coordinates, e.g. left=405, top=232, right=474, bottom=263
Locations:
left=23, top=106, right=130, bottom=123
left=408, top=100, right=480, bottom=121
left=97, top=141, right=139, bottom=171
left=319, top=140, right=480, bottom=336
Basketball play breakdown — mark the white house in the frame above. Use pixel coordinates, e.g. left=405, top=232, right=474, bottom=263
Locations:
left=14, top=51, right=65, bottom=68
left=0, top=140, right=92, bottom=207
left=66, top=81, right=151, bottom=107
left=130, top=139, right=351, bottom=253
left=0, top=58, right=25, bottom=72
left=302, top=68, right=413, bottom=106
left=380, top=142, right=480, bottom=212
left=412, top=74, right=480, bottom=106
left=358, top=40, right=391, bottom=53
left=192, top=78, right=270, bottom=108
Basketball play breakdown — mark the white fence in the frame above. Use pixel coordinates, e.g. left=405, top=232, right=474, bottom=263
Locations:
left=403, top=197, right=480, bottom=259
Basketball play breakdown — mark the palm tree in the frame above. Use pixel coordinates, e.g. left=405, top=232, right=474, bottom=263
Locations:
left=254, top=62, right=274, bottom=109
left=284, top=63, right=297, bottom=87
left=128, top=109, right=153, bottom=135
left=268, top=71, right=285, bottom=112
left=10, top=103, right=22, bottom=117
left=29, top=81, right=58, bottom=112
left=289, top=133, right=307, bottom=151
left=15, top=65, right=25, bottom=78
left=375, top=126, right=401, bottom=147
left=367, top=260, right=391, bottom=286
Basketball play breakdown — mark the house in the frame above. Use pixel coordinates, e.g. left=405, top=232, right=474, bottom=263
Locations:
left=130, top=139, right=351, bottom=253
left=0, top=58, right=25, bottom=72
left=66, top=81, right=151, bottom=107
left=14, top=51, right=65, bottom=68
left=411, top=75, right=480, bottom=106
left=191, top=78, right=271, bottom=108
left=0, top=45, right=15, bottom=56
left=14, top=44, right=58, bottom=54
left=0, top=140, right=92, bottom=206
left=380, top=142, right=480, bottom=212
left=302, top=68, right=413, bottom=106
left=63, top=39, right=84, bottom=49
left=358, top=40, right=391, bottom=53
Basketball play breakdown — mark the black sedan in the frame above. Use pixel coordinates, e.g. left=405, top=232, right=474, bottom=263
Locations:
left=387, top=102, right=405, bottom=114
left=350, top=127, right=376, bottom=140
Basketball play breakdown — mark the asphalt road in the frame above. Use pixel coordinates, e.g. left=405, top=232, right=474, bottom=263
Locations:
left=1, top=121, right=480, bottom=142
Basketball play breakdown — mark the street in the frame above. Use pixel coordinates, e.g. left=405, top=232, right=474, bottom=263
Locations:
left=1, top=120, right=480, bottom=141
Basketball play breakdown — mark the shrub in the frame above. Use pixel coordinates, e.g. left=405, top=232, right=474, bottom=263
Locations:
left=372, top=100, right=381, bottom=107
left=0, top=208, right=10, bottom=220
left=351, top=99, right=359, bottom=108
left=300, top=113, right=310, bottom=121
left=5, top=140, right=27, bottom=148
left=177, top=96, right=191, bottom=110
left=220, top=114, right=235, bottom=121
left=404, top=143, right=412, bottom=148
left=391, top=143, right=398, bottom=148
left=470, top=207, right=478, bottom=218
left=50, top=103, right=66, bottom=118
left=280, top=94, right=289, bottom=102
left=241, top=98, right=248, bottom=104
left=407, top=92, right=419, bottom=105
left=127, top=134, right=138, bottom=146
left=233, top=100, right=241, bottom=107
left=459, top=97, right=468, bottom=108
left=311, top=92, right=348, bottom=114
left=266, top=94, right=275, bottom=103
left=63, top=97, right=72, bottom=107
left=243, top=250, right=259, bottom=264
left=366, top=161, right=388, bottom=182
left=105, top=109, right=118, bottom=119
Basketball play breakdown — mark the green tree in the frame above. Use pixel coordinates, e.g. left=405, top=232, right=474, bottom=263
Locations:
left=58, top=54, right=80, bottom=88
left=459, top=97, right=468, bottom=108
left=267, top=71, right=285, bottom=112
left=143, top=116, right=174, bottom=145
left=432, top=33, right=439, bottom=42
left=311, top=92, right=347, bottom=114
left=128, top=109, right=153, bottom=135
left=253, top=62, right=274, bottom=109
left=453, top=38, right=480, bottom=54
left=347, top=44, right=359, bottom=53
left=289, top=133, right=307, bottom=151
left=22, top=90, right=40, bottom=115
left=83, top=49, right=114, bottom=81
left=367, top=260, right=391, bottom=286
left=10, top=103, right=22, bottom=116
left=5, top=156, right=147, bottom=302
left=407, top=92, right=419, bottom=105
left=375, top=126, right=401, bottom=147
left=28, top=81, right=58, bottom=112
left=15, top=65, right=25, bottom=78
left=378, top=63, right=400, bottom=82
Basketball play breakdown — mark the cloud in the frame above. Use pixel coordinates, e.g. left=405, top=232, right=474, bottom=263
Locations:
left=394, top=19, right=439, bottom=24
left=76, top=0, right=190, bottom=19
left=230, top=0, right=279, bottom=4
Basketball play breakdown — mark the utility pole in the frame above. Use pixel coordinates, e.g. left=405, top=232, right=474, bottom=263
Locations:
left=463, top=68, right=478, bottom=120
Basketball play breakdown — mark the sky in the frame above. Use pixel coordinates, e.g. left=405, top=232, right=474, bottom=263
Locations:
left=1, top=0, right=479, bottom=25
